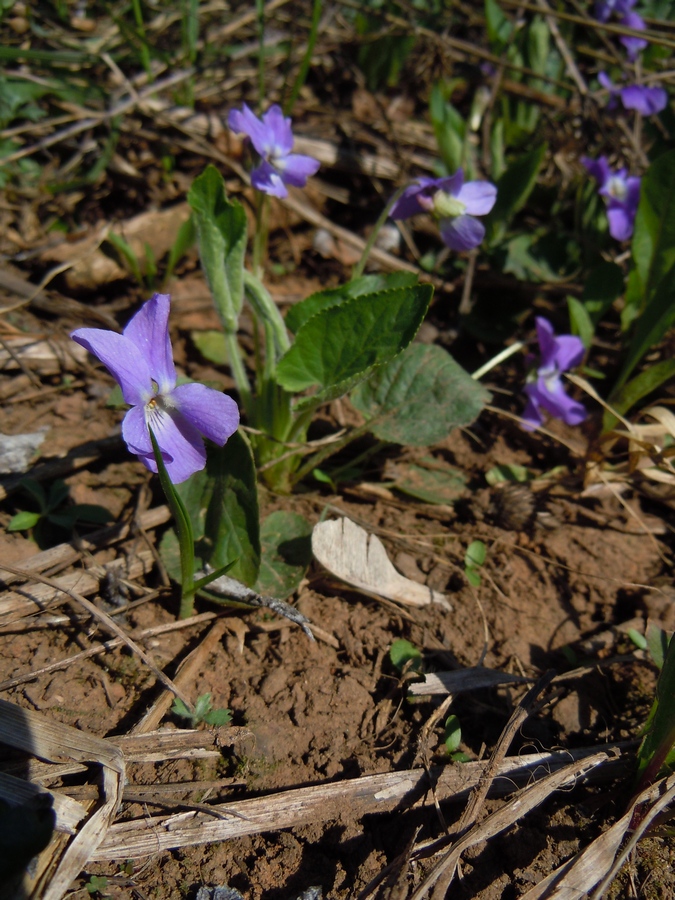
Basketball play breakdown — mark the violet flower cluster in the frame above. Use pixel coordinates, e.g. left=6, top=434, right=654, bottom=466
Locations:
left=593, top=0, right=647, bottom=59
left=522, top=318, right=587, bottom=431
left=582, top=155, right=641, bottom=241
left=72, top=293, right=239, bottom=483
left=599, top=72, right=667, bottom=117
left=389, top=170, right=497, bottom=252
left=228, top=104, right=320, bottom=199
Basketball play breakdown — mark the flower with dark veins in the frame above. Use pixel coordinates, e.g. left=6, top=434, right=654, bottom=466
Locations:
left=522, top=318, right=587, bottom=431
left=228, top=104, right=320, bottom=199
left=389, top=170, right=497, bottom=251
left=582, top=155, right=641, bottom=241
left=72, top=293, right=239, bottom=483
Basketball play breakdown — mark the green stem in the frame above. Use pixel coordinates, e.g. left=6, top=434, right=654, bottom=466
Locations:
left=244, top=269, right=290, bottom=358
left=352, top=184, right=408, bottom=280
left=291, top=418, right=375, bottom=486
left=148, top=427, right=195, bottom=619
left=284, top=0, right=322, bottom=115
left=130, top=0, right=153, bottom=80
left=225, top=330, right=252, bottom=414
left=252, top=193, right=270, bottom=280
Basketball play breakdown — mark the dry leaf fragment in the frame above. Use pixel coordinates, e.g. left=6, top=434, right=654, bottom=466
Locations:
left=311, top=517, right=451, bottom=609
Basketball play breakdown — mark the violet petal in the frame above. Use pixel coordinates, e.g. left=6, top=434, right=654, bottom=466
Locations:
left=279, top=153, right=321, bottom=186
left=122, top=293, right=176, bottom=393
left=172, top=383, right=240, bottom=446
left=455, top=180, right=497, bottom=216
left=71, top=329, right=151, bottom=407
left=261, top=104, right=294, bottom=156
left=439, top=214, right=485, bottom=251
left=251, top=160, right=288, bottom=198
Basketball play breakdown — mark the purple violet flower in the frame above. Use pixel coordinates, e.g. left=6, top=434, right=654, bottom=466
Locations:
left=228, top=104, right=320, bottom=199
left=619, top=11, right=648, bottom=59
left=598, top=71, right=667, bottom=115
left=71, top=293, right=239, bottom=483
left=581, top=155, right=641, bottom=241
left=621, top=83, right=668, bottom=115
left=522, top=318, right=587, bottom=431
left=389, top=170, right=497, bottom=251
left=593, top=0, right=635, bottom=22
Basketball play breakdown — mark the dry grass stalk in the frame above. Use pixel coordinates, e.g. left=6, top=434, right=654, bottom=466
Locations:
left=0, top=698, right=124, bottom=900
left=91, top=746, right=629, bottom=862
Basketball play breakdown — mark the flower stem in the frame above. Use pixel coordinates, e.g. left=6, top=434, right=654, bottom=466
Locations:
left=284, top=0, right=322, bottom=115
left=252, top=189, right=270, bottom=280
left=225, top=330, right=252, bottom=413
left=148, top=427, right=196, bottom=619
left=471, top=341, right=524, bottom=380
left=352, top=184, right=408, bottom=280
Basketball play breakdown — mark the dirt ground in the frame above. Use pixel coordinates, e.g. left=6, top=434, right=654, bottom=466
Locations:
left=1, top=288, right=673, bottom=898
left=1, top=4, right=675, bottom=896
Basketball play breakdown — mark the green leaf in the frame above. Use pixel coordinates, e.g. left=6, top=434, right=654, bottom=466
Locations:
left=444, top=714, right=462, bottom=754
left=67, top=504, right=114, bottom=525
left=46, top=479, right=70, bottom=511
left=567, top=296, right=594, bottom=349
left=191, top=329, right=229, bottom=366
left=646, top=621, right=669, bottom=671
left=285, top=273, right=417, bottom=335
left=254, top=510, right=313, bottom=599
left=485, top=144, right=547, bottom=244
left=7, top=510, right=41, bottom=531
left=389, top=638, right=423, bottom=673
left=429, top=82, right=466, bottom=173
left=276, top=283, right=433, bottom=398
left=465, top=567, right=482, bottom=588
left=465, top=540, right=486, bottom=568
left=485, top=463, right=530, bottom=485
left=637, top=633, right=675, bottom=783
left=616, top=265, right=675, bottom=393
left=203, top=707, right=232, bottom=726
left=188, top=165, right=247, bottom=333
left=581, top=262, right=624, bottom=325
left=604, top=359, right=675, bottom=431
left=165, top=214, right=196, bottom=282
left=615, top=150, right=675, bottom=390
left=351, top=343, right=489, bottom=446
left=19, top=477, right=47, bottom=511
left=170, top=697, right=192, bottom=719
left=485, top=0, right=513, bottom=47
left=174, top=431, right=260, bottom=587
left=391, top=459, right=467, bottom=505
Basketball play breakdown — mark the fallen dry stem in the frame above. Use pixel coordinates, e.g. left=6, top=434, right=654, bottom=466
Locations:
left=0, top=562, right=193, bottom=710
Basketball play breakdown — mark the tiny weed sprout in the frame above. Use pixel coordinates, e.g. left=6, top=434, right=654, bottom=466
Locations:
left=389, top=639, right=424, bottom=676
left=85, top=875, right=111, bottom=899
left=464, top=540, right=486, bottom=588
left=171, top=693, right=232, bottom=728
left=8, top=478, right=112, bottom=549
left=522, top=318, right=587, bottom=431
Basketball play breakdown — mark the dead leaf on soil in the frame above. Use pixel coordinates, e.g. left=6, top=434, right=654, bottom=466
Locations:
left=40, top=204, right=191, bottom=291
left=311, top=516, right=451, bottom=609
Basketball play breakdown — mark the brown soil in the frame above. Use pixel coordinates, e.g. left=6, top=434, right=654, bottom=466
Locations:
left=1, top=293, right=672, bottom=900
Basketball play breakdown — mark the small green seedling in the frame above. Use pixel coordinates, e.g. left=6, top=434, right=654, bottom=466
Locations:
left=85, top=875, right=111, bottom=899
left=464, top=540, right=486, bottom=587
left=389, top=639, right=424, bottom=675
left=635, top=627, right=675, bottom=795
left=443, top=714, right=471, bottom=762
left=171, top=692, right=232, bottom=728
left=8, top=478, right=112, bottom=549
